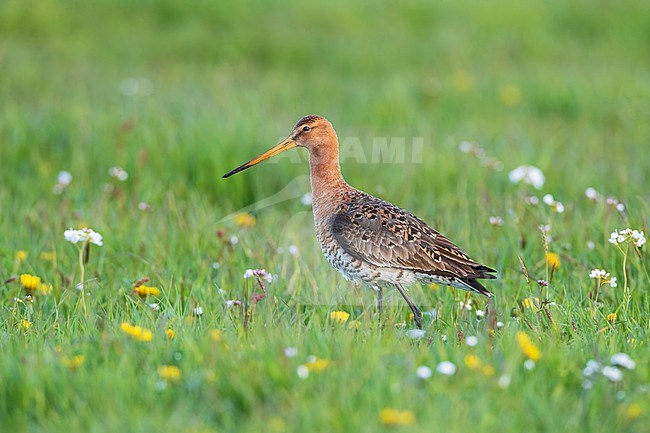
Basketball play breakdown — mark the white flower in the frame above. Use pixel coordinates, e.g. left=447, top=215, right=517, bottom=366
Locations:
left=301, top=192, right=313, bottom=206
left=64, top=227, right=103, bottom=246
left=230, top=235, right=239, bottom=245
left=509, top=165, right=545, bottom=189
left=475, top=310, right=485, bottom=318
left=585, top=187, right=599, bottom=200
left=587, top=241, right=595, bottom=250
left=525, top=196, right=539, bottom=205
left=243, top=269, right=273, bottom=283
left=611, top=353, right=636, bottom=370
left=616, top=203, right=625, bottom=212
left=459, top=299, right=472, bottom=311
left=436, top=361, right=457, bottom=376
left=608, top=277, right=617, bottom=288
left=226, top=300, right=238, bottom=308
left=212, top=262, right=220, bottom=269
left=542, top=194, right=565, bottom=213
left=138, top=202, right=151, bottom=211
left=416, top=366, right=432, bottom=379
left=583, top=360, right=601, bottom=377
left=524, top=360, right=535, bottom=370
left=496, top=321, right=504, bottom=328
left=149, top=303, right=160, bottom=311
left=57, top=171, right=73, bottom=186
left=589, top=268, right=608, bottom=279
left=108, top=166, right=128, bottom=181
left=497, top=374, right=511, bottom=388
left=609, top=228, right=646, bottom=247
left=193, top=306, right=204, bottom=316
left=465, top=336, right=478, bottom=346
left=405, top=329, right=425, bottom=339
left=284, top=347, right=298, bottom=358
left=601, top=366, right=623, bottom=382
left=489, top=216, right=503, bottom=226
left=297, top=365, right=309, bottom=379
left=543, top=194, right=554, bottom=205
left=288, top=245, right=299, bottom=256
left=441, top=334, right=447, bottom=342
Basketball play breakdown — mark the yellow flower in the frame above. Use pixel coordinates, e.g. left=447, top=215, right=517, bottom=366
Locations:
left=20, top=319, right=33, bottom=329
left=522, top=297, right=540, bottom=309
left=482, top=365, right=495, bottom=377
left=464, top=354, right=481, bottom=369
left=133, top=285, right=161, bottom=297
left=379, top=408, right=415, bottom=426
left=20, top=274, right=41, bottom=292
left=607, top=313, right=617, bottom=323
left=210, top=329, right=222, bottom=342
left=545, top=253, right=560, bottom=269
left=63, top=355, right=85, bottom=370
left=15, top=250, right=28, bottom=261
left=452, top=70, right=475, bottom=92
left=40, top=252, right=56, bottom=261
left=305, top=357, right=329, bottom=373
left=233, top=212, right=256, bottom=229
left=166, top=329, right=175, bottom=340
left=120, top=322, right=153, bottom=342
left=329, top=310, right=350, bottom=323
left=158, top=365, right=182, bottom=381
left=626, top=403, right=642, bottom=420
left=516, top=332, right=542, bottom=362
left=499, top=84, right=522, bottom=106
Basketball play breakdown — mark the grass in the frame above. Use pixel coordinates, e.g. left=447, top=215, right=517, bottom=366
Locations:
left=1, top=0, right=649, bottom=431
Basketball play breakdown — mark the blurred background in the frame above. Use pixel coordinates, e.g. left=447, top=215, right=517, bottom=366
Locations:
left=1, top=0, right=648, bottom=226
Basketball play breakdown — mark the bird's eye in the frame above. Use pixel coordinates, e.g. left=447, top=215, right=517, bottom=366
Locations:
left=302, top=125, right=311, bottom=133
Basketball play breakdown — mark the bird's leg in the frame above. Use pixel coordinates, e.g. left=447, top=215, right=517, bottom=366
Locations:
left=394, top=283, right=422, bottom=329
left=377, top=287, right=383, bottom=316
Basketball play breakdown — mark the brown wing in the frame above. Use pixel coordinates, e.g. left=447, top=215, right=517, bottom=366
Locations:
left=329, top=195, right=496, bottom=283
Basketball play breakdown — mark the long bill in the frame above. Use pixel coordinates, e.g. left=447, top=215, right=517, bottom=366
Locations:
left=222, top=137, right=297, bottom=178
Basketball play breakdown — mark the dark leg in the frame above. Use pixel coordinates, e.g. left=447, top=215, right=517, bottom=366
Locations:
left=394, top=283, right=422, bottom=329
left=377, top=287, right=383, bottom=316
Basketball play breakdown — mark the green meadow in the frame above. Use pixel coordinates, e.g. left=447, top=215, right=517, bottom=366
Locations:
left=1, top=0, right=649, bottom=431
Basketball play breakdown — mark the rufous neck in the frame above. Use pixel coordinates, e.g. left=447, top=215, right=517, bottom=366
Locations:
left=308, top=145, right=346, bottom=202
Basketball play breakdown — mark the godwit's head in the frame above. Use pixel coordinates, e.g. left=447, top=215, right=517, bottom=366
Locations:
left=223, top=115, right=338, bottom=178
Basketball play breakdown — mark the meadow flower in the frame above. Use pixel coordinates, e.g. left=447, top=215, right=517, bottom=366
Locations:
left=63, top=355, right=85, bottom=370
left=53, top=171, right=73, bottom=194
left=606, top=313, right=617, bottom=322
left=305, top=356, right=330, bottom=373
left=436, top=361, right=456, bottom=376
left=524, top=360, right=536, bottom=370
left=64, top=227, right=103, bottom=246
left=133, top=285, right=161, bottom=298
left=108, top=166, right=128, bottom=181
left=608, top=228, right=646, bottom=248
left=459, top=299, right=472, bottom=311
left=626, top=404, right=642, bottom=420
left=158, top=365, right=182, bottom=381
left=516, top=332, right=542, bottom=362
left=525, top=196, right=539, bottom=205
left=542, top=194, right=565, bottom=213
left=545, top=252, right=561, bottom=269
left=458, top=140, right=473, bottom=153
left=378, top=408, right=415, bottom=426
left=416, top=366, right=432, bottom=379
left=589, top=269, right=617, bottom=287
left=193, top=306, right=204, bottom=316
left=284, top=347, right=298, bottom=358
left=301, top=192, right=313, bottom=206
left=19, top=273, right=51, bottom=295
left=611, top=353, right=636, bottom=370
left=329, top=310, right=350, bottom=323
left=15, top=250, right=27, bottom=261
left=288, top=245, right=299, bottom=256
left=601, top=366, right=623, bottom=382
left=20, top=319, right=33, bottom=329
left=452, top=70, right=475, bottom=92
left=465, top=336, right=478, bottom=347
left=405, top=329, right=425, bottom=339
left=499, top=83, right=522, bottom=106
left=229, top=235, right=239, bottom=245
left=583, top=360, right=601, bottom=377
left=120, top=322, right=153, bottom=342
left=137, top=201, right=151, bottom=211
left=508, top=165, right=545, bottom=189
left=475, top=310, right=485, bottom=318
left=585, top=187, right=599, bottom=201
left=489, top=216, right=504, bottom=226
left=233, top=212, right=256, bottom=228
left=296, top=365, right=309, bottom=379
left=166, top=329, right=175, bottom=340
left=498, top=374, right=511, bottom=388
left=464, top=354, right=481, bottom=369
left=149, top=303, right=160, bottom=311
left=243, top=268, right=273, bottom=283
left=226, top=300, right=241, bottom=308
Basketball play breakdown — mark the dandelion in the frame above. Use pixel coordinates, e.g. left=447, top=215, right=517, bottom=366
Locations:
left=464, top=354, right=481, bottom=369
left=607, top=313, right=617, bottom=322
left=120, top=322, right=153, bottom=342
left=305, top=356, right=329, bottom=373
left=166, top=329, right=175, bottom=340
left=508, top=165, right=545, bottom=189
left=133, top=285, right=161, bottom=298
left=489, top=216, right=503, bottom=226
left=545, top=252, right=561, bottom=269
left=15, top=250, right=28, bottom=261
left=516, top=332, right=542, bottom=362
left=608, top=229, right=646, bottom=248
left=233, top=212, right=256, bottom=228
left=108, top=166, right=128, bottom=181
left=19, top=273, right=50, bottom=295
left=158, top=365, right=182, bottom=381
left=209, top=329, right=222, bottom=342
left=416, top=366, right=432, bottom=379
left=611, top=353, right=636, bottom=370
left=379, top=408, right=415, bottom=426
left=63, top=355, right=85, bottom=370
left=601, top=366, right=623, bottom=382
left=329, top=311, right=350, bottom=324
left=436, top=361, right=457, bottom=376
left=243, top=269, right=273, bottom=283
left=626, top=404, right=642, bottom=420
left=20, top=319, right=33, bottom=329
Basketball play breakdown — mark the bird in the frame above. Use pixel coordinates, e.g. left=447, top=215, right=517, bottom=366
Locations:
left=223, top=115, right=496, bottom=328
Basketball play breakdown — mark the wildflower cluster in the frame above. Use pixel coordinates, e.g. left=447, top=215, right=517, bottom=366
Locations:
left=233, top=212, right=256, bottom=228
left=64, top=228, right=104, bottom=246
left=542, top=194, right=565, bottom=213
left=20, top=274, right=52, bottom=295
left=464, top=354, right=495, bottom=376
left=329, top=310, right=350, bottom=323
left=583, top=353, right=635, bottom=385
left=588, top=269, right=617, bottom=287
left=608, top=229, right=646, bottom=248
left=108, top=166, right=128, bottom=181
left=379, top=408, right=415, bottom=426
left=120, top=322, right=153, bottom=342
left=508, top=165, right=545, bottom=189
left=243, top=269, right=273, bottom=283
